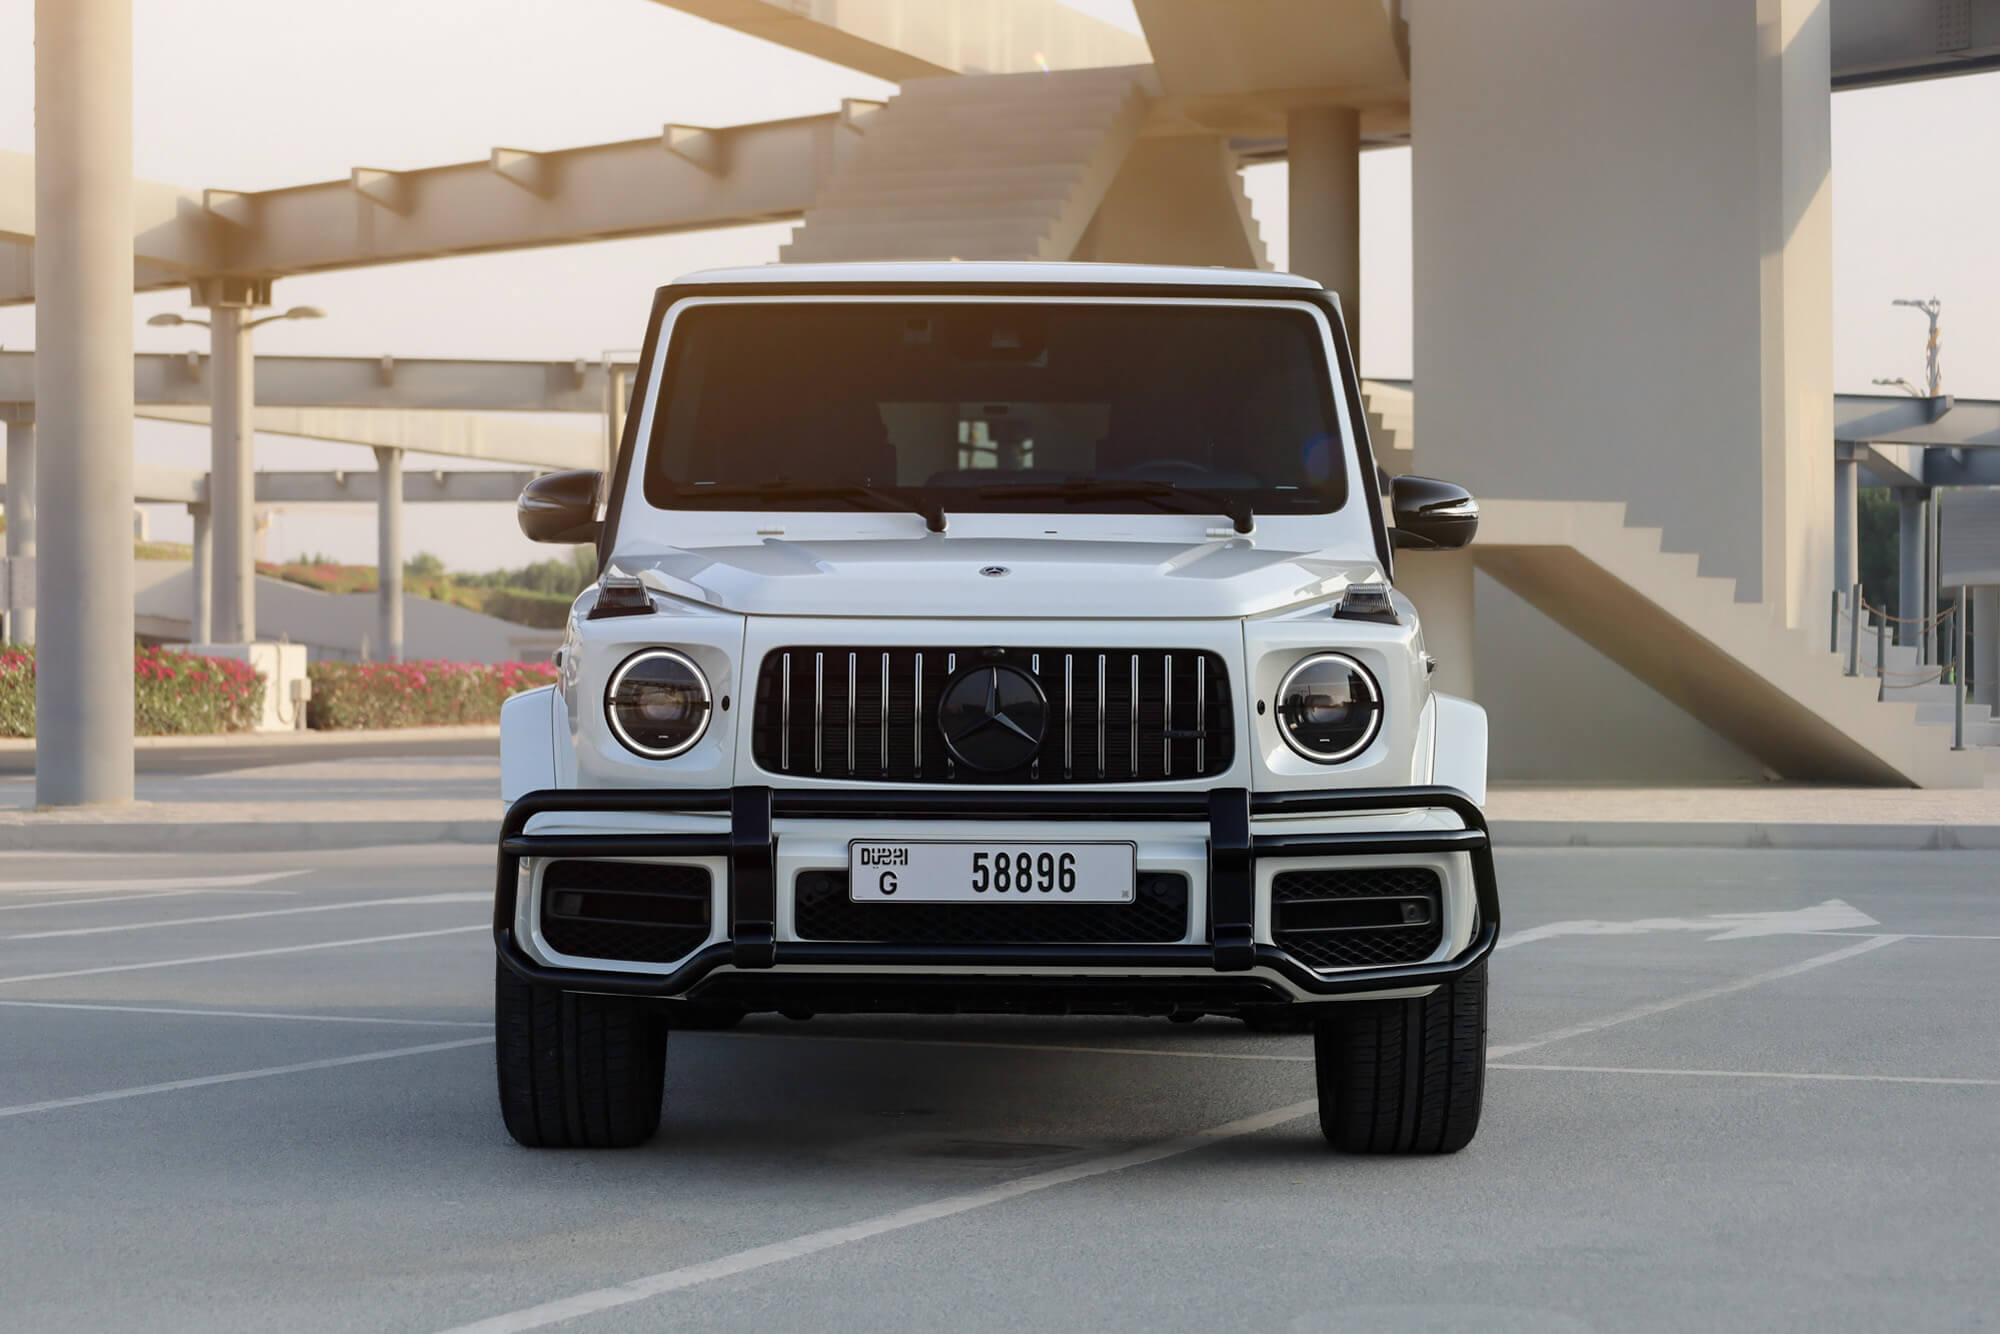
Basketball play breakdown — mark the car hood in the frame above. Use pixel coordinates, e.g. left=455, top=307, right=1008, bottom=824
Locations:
left=618, top=535, right=1377, bottom=619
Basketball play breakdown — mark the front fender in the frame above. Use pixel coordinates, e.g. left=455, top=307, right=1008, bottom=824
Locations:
left=1430, top=692, right=1488, bottom=807
left=500, top=685, right=559, bottom=802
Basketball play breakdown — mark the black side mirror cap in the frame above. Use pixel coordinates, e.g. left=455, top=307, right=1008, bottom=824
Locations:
left=1389, top=475, right=1479, bottom=551
left=518, top=469, right=604, bottom=545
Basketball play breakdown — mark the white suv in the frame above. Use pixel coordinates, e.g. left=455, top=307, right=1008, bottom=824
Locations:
left=495, top=262, right=1495, bottom=1153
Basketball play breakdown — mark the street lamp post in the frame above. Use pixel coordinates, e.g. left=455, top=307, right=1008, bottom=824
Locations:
left=148, top=300, right=323, bottom=644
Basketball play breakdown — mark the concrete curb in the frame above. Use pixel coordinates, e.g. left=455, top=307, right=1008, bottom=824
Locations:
left=1489, top=820, right=2000, bottom=852
left=4, top=816, right=1997, bottom=855
left=0, top=725, right=501, bottom=755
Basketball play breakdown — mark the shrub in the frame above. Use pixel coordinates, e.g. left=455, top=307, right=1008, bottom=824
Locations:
left=0, top=645, right=266, bottom=737
left=307, top=659, right=559, bottom=730
left=478, top=588, right=575, bottom=630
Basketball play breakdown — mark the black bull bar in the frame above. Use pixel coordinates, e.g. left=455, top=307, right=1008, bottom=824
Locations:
left=493, top=785, right=1499, bottom=1000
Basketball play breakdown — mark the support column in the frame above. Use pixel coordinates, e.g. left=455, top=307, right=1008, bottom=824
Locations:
left=1973, top=586, right=1999, bottom=711
left=1896, top=488, right=1926, bottom=649
left=1286, top=105, right=1362, bottom=363
left=5, top=415, right=36, bottom=646
left=1832, top=449, right=1857, bottom=607
left=33, top=0, right=134, bottom=805
left=375, top=446, right=404, bottom=663
left=207, top=301, right=257, bottom=643
left=188, top=503, right=211, bottom=643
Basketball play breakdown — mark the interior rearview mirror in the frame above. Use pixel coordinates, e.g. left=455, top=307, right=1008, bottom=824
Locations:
left=1389, top=475, right=1479, bottom=550
left=518, top=469, right=604, bottom=545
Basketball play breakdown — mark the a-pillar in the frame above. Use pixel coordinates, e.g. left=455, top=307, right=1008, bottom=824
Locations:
left=4, top=412, right=35, bottom=646
left=1286, top=105, right=1362, bottom=361
left=33, top=0, right=135, bottom=805
left=188, top=502, right=211, bottom=643
left=194, top=275, right=272, bottom=645
left=375, top=446, right=404, bottom=663
left=1832, top=446, right=1858, bottom=601
left=1897, top=488, right=1926, bottom=650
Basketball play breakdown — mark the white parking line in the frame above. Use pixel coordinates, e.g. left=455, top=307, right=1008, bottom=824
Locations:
left=0, top=999, right=493, bottom=1028
left=0, top=1037, right=495, bottom=1121
left=1492, top=1062, right=2000, bottom=1087
left=1490, top=934, right=1903, bottom=1058
left=436, top=1098, right=1319, bottom=1334
left=0, top=871, right=306, bottom=896
left=5, top=892, right=488, bottom=940
left=0, top=887, right=301, bottom=912
left=0, top=925, right=488, bottom=986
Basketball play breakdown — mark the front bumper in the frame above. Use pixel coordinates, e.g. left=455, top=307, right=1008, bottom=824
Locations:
left=493, top=785, right=1498, bottom=1009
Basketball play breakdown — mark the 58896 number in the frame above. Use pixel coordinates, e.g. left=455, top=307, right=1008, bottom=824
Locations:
left=971, top=850, right=1078, bottom=894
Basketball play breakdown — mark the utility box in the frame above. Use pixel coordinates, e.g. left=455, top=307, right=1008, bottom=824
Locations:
left=173, top=642, right=311, bottom=732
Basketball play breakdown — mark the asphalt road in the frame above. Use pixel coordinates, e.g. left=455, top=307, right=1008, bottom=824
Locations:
left=1, top=844, right=1994, bottom=1332
left=0, top=733, right=498, bottom=778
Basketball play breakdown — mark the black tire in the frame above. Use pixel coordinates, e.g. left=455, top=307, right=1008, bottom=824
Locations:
left=495, top=960, right=667, bottom=1148
left=1313, top=963, right=1486, bottom=1154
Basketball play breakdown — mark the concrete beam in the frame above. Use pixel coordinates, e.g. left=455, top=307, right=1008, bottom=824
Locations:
left=6, top=464, right=536, bottom=506
left=0, top=149, right=216, bottom=289
left=137, top=406, right=603, bottom=472
left=1831, top=0, right=2000, bottom=88
left=650, top=0, right=1150, bottom=80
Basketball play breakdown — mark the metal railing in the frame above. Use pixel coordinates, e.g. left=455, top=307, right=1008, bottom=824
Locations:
left=1831, top=584, right=1977, bottom=750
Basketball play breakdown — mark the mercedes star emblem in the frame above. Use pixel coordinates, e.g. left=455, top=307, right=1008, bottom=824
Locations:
left=938, top=664, right=1048, bottom=773
left=979, top=565, right=1011, bottom=577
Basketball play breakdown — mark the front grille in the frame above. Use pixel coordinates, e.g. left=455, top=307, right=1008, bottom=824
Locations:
left=794, top=870, right=1190, bottom=943
left=1270, top=867, right=1444, bottom=970
left=539, top=860, right=713, bottom=963
left=751, top=646, right=1232, bottom=784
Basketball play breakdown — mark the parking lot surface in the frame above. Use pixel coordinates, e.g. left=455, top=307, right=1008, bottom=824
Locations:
left=1, top=844, right=1994, bottom=1332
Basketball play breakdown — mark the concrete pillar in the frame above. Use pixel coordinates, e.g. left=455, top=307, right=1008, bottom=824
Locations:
left=5, top=416, right=36, bottom=646
left=1897, top=489, right=1926, bottom=649
left=207, top=302, right=257, bottom=643
left=33, top=0, right=135, bottom=805
left=1287, top=105, right=1362, bottom=362
left=188, top=503, right=211, bottom=643
left=1832, top=451, right=1857, bottom=605
left=1972, top=586, right=1999, bottom=711
left=1396, top=550, right=1475, bottom=700
left=375, top=446, right=404, bottom=663
left=1412, top=0, right=1833, bottom=623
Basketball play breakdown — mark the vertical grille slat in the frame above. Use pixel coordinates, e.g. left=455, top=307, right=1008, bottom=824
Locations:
left=752, top=646, right=1232, bottom=785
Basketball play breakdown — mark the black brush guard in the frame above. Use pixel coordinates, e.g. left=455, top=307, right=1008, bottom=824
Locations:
left=493, top=785, right=1498, bottom=1006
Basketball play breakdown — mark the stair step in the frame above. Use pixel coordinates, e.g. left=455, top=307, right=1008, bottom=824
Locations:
left=1880, top=682, right=1958, bottom=704
left=783, top=235, right=1037, bottom=262
left=804, top=198, right=1067, bottom=225
left=818, top=163, right=1091, bottom=190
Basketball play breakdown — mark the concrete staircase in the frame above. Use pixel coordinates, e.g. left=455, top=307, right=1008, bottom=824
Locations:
left=1849, top=629, right=2000, bottom=748
left=781, top=66, right=1152, bottom=263
left=1473, top=500, right=2000, bottom=787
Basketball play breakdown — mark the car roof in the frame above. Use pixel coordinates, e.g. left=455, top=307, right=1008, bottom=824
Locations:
left=669, top=260, right=1325, bottom=292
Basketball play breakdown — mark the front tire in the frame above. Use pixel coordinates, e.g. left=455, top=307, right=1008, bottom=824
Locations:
left=1313, top=963, right=1486, bottom=1154
left=496, top=961, right=667, bottom=1148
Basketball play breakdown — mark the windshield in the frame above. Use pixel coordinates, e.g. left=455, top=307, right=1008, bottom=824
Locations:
left=641, top=301, right=1350, bottom=521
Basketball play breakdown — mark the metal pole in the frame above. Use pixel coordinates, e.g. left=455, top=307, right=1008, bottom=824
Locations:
left=1875, top=612, right=1886, bottom=703
left=375, top=446, right=404, bottom=663
left=1829, top=586, right=1840, bottom=655
left=1952, top=588, right=1967, bottom=750
left=33, top=0, right=134, bottom=806
left=209, top=305, right=256, bottom=643
left=1287, top=105, right=1363, bottom=363
left=4, top=415, right=36, bottom=646
left=188, top=503, right=211, bottom=643
left=1845, top=582, right=1860, bottom=676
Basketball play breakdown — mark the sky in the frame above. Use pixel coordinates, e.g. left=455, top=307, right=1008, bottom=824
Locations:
left=1, top=0, right=1995, bottom=571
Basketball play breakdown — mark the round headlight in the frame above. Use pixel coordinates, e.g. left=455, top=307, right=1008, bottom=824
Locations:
left=605, top=649, right=712, bottom=759
left=1275, top=653, right=1382, bottom=764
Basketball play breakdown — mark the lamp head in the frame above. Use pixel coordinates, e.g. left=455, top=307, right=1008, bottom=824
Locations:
left=281, top=306, right=326, bottom=322
left=146, top=313, right=188, bottom=327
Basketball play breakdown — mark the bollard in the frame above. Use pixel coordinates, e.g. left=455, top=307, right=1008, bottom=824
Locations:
left=1953, top=589, right=1967, bottom=751
left=1846, top=583, right=1862, bottom=676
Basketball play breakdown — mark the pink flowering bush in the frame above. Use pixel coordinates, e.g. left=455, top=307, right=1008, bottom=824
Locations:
left=0, top=645, right=265, bottom=737
left=307, top=658, right=559, bottom=730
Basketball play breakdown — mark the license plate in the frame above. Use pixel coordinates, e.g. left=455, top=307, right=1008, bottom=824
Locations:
left=847, top=842, right=1136, bottom=903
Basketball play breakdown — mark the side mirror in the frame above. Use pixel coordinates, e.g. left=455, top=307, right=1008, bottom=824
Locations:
left=518, top=470, right=603, bottom=545
left=1389, top=475, right=1479, bottom=550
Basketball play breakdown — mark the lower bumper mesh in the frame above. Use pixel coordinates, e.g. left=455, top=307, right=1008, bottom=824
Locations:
left=1270, top=866, right=1444, bottom=969
left=539, top=860, right=713, bottom=964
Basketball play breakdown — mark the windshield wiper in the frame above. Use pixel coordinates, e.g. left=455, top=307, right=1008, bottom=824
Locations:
left=974, top=479, right=1254, bottom=534
left=679, top=481, right=946, bottom=533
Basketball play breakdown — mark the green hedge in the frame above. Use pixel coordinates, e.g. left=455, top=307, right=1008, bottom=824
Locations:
left=0, top=645, right=266, bottom=737
left=307, top=659, right=560, bottom=730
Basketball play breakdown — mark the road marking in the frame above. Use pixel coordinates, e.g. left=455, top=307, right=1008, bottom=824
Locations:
left=1498, top=898, right=1878, bottom=948
left=0, top=999, right=493, bottom=1028
left=1811, top=931, right=2000, bottom=942
left=0, top=887, right=300, bottom=912
left=437, top=1097, right=1318, bottom=1334
left=1490, top=934, right=1904, bottom=1058
left=1492, top=1062, right=2000, bottom=1088
left=0, top=1037, right=494, bottom=1121
left=0, top=925, right=488, bottom=986
left=0, top=870, right=306, bottom=896
left=5, top=892, right=488, bottom=940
